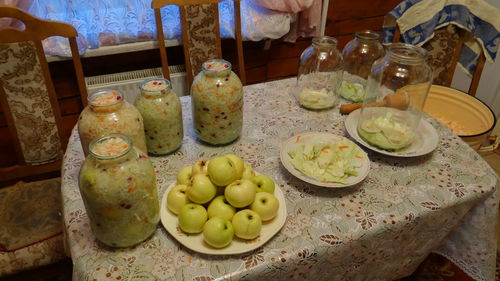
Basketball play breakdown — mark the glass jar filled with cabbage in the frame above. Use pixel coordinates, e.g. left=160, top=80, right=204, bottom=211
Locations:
left=339, top=30, right=384, bottom=102
left=78, top=134, right=159, bottom=247
left=357, top=43, right=432, bottom=151
left=78, top=90, right=147, bottom=156
left=135, top=78, right=183, bottom=155
left=191, top=59, right=243, bottom=145
left=296, top=36, right=343, bottom=110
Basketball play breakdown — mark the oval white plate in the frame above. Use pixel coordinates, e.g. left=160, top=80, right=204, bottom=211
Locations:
left=345, top=109, right=439, bottom=157
left=280, top=132, right=370, bottom=188
left=160, top=178, right=287, bottom=255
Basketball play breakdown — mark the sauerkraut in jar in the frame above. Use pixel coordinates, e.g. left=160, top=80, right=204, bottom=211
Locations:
left=78, top=90, right=147, bottom=155
left=191, top=59, right=243, bottom=145
left=78, top=134, right=159, bottom=248
left=135, top=78, right=183, bottom=155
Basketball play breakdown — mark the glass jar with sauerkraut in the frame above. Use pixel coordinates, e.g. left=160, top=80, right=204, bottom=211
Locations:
left=135, top=78, right=183, bottom=155
left=191, top=59, right=243, bottom=145
left=78, top=134, right=159, bottom=248
left=78, top=90, right=147, bottom=156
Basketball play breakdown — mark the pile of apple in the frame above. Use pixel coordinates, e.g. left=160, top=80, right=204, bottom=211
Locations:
left=166, top=154, right=279, bottom=249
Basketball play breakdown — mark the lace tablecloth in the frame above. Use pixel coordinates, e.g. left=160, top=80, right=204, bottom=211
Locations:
left=61, top=78, right=498, bottom=281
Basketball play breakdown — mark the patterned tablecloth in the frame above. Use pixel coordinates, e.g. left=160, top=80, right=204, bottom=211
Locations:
left=61, top=78, right=498, bottom=281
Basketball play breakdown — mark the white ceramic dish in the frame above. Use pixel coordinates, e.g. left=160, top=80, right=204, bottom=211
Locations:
left=160, top=179, right=287, bottom=255
left=345, top=109, right=439, bottom=157
left=280, top=132, right=370, bottom=188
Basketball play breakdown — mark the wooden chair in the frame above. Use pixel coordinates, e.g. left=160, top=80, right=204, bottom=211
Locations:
left=0, top=6, right=87, bottom=276
left=392, top=25, right=486, bottom=96
left=0, top=6, right=88, bottom=183
left=152, top=0, right=246, bottom=89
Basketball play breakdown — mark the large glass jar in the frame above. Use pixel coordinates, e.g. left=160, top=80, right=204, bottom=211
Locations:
left=135, top=78, right=183, bottom=155
left=191, top=59, right=243, bottom=145
left=296, top=36, right=343, bottom=110
left=78, top=134, right=159, bottom=248
left=357, top=43, right=433, bottom=151
left=78, top=90, right=147, bottom=156
left=339, top=30, right=385, bottom=102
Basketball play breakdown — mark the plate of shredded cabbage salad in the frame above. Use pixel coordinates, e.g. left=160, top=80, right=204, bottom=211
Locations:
left=280, top=132, right=370, bottom=188
left=345, top=109, right=439, bottom=157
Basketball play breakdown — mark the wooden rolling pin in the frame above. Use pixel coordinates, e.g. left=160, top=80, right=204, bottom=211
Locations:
left=339, top=90, right=409, bottom=114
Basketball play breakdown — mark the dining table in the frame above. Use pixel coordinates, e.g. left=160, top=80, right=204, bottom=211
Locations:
left=61, top=78, right=498, bottom=281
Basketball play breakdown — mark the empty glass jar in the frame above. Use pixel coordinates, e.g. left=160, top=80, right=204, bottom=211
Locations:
left=339, top=30, right=385, bottom=102
left=357, top=43, right=433, bottom=151
left=296, top=36, right=343, bottom=110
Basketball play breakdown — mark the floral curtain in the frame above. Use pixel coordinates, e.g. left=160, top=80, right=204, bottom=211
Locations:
left=1, top=0, right=320, bottom=56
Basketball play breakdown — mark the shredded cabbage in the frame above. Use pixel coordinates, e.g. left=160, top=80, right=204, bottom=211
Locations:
left=358, top=112, right=414, bottom=151
left=339, top=80, right=365, bottom=102
left=288, top=140, right=366, bottom=184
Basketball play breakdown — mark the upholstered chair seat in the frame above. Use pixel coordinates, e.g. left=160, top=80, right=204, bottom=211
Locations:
left=0, top=179, right=65, bottom=276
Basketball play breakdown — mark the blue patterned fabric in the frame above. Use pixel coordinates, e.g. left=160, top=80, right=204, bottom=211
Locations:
left=382, top=0, right=499, bottom=75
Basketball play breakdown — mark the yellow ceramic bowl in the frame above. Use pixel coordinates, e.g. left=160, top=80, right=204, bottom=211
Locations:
left=423, top=85, right=496, bottom=151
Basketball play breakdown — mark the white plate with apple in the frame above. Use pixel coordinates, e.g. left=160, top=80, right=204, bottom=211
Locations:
left=160, top=176, right=287, bottom=255
left=280, top=132, right=370, bottom=188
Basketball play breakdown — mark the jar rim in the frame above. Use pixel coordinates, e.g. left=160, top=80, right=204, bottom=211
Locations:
left=312, top=36, right=338, bottom=47
left=355, top=30, right=379, bottom=40
left=89, top=89, right=123, bottom=107
left=139, top=78, right=172, bottom=94
left=387, top=43, right=427, bottom=63
left=202, top=59, right=232, bottom=75
left=89, top=134, right=132, bottom=160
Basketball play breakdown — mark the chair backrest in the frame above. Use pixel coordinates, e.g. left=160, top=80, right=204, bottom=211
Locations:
left=392, top=25, right=486, bottom=96
left=152, top=0, right=246, bottom=90
left=0, top=6, right=88, bottom=183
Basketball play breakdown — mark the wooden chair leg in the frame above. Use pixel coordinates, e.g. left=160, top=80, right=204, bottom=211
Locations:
left=468, top=52, right=486, bottom=96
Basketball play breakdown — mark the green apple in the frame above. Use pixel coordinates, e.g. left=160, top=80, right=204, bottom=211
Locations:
left=207, top=156, right=238, bottom=186
left=224, top=179, right=257, bottom=208
left=193, top=159, right=210, bottom=175
left=178, top=203, right=207, bottom=234
left=176, top=166, right=193, bottom=185
left=203, top=217, right=234, bottom=248
left=166, top=184, right=190, bottom=215
left=187, top=174, right=216, bottom=204
left=241, top=163, right=256, bottom=180
left=232, top=209, right=262, bottom=239
left=252, top=174, right=275, bottom=194
left=250, top=192, right=279, bottom=221
left=225, top=154, right=244, bottom=180
left=207, top=195, right=236, bottom=221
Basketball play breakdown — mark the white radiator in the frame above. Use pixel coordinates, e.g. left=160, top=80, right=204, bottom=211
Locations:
left=85, top=65, right=188, bottom=103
